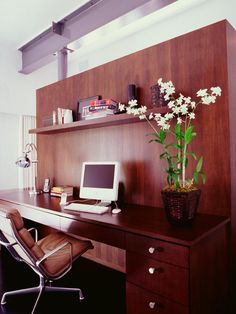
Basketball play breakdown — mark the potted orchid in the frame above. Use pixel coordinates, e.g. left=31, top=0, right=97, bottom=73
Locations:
left=119, top=79, right=222, bottom=225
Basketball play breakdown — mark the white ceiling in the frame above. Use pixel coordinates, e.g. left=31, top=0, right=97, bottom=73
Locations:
left=1, top=0, right=236, bottom=52
left=0, top=0, right=88, bottom=48
left=0, top=0, right=206, bottom=51
left=1, top=0, right=235, bottom=74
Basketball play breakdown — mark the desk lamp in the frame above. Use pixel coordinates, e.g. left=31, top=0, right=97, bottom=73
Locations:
left=15, top=143, right=42, bottom=195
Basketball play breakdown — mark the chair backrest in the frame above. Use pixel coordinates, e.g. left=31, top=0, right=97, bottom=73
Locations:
left=0, top=207, right=44, bottom=269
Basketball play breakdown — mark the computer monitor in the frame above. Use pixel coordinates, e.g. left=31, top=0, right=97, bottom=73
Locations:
left=79, top=161, right=120, bottom=203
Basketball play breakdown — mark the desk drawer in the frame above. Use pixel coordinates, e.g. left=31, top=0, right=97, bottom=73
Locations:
left=126, top=233, right=188, bottom=267
left=60, top=216, right=125, bottom=249
left=126, top=282, right=189, bottom=314
left=0, top=200, right=60, bottom=229
left=127, top=252, right=189, bottom=305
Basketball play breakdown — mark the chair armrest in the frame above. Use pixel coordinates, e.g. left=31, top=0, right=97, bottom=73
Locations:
left=27, top=227, right=38, bottom=242
left=0, top=239, right=17, bottom=248
left=36, top=241, right=72, bottom=268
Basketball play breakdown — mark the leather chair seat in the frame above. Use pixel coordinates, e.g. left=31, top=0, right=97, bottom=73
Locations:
left=1, top=208, right=93, bottom=279
left=0, top=206, right=93, bottom=314
left=37, top=232, right=93, bottom=278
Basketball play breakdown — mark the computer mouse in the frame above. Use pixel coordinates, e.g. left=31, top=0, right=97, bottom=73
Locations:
left=112, top=208, right=121, bottom=214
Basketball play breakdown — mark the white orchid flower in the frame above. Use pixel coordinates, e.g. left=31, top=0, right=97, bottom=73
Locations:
left=211, top=86, right=222, bottom=96
left=180, top=104, right=188, bottom=115
left=128, top=99, right=138, bottom=107
left=177, top=117, right=183, bottom=124
left=188, top=112, right=195, bottom=119
left=197, top=89, right=208, bottom=97
left=118, top=103, right=126, bottom=111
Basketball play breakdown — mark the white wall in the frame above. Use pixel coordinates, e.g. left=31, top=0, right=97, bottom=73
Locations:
left=0, top=113, right=19, bottom=189
left=0, top=46, right=57, bottom=117
left=0, top=47, right=57, bottom=190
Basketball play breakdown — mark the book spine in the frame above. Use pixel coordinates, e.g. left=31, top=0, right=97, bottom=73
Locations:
left=51, top=187, right=73, bottom=194
left=50, top=192, right=73, bottom=197
left=84, top=113, right=109, bottom=120
left=51, top=189, right=73, bottom=193
left=90, top=99, right=117, bottom=106
left=89, top=104, right=117, bottom=112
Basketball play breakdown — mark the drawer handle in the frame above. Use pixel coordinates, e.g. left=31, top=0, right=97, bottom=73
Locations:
left=149, top=301, right=156, bottom=309
left=148, top=247, right=155, bottom=254
left=149, top=301, right=163, bottom=310
left=148, top=267, right=163, bottom=275
left=148, top=246, right=163, bottom=254
left=148, top=267, right=156, bottom=274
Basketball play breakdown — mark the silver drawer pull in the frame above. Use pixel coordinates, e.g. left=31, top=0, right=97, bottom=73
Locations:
left=148, top=246, right=163, bottom=254
left=149, top=301, right=156, bottom=309
left=148, top=247, right=155, bottom=254
left=148, top=267, right=156, bottom=274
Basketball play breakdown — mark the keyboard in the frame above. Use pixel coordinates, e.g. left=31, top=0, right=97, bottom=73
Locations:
left=64, top=203, right=109, bottom=214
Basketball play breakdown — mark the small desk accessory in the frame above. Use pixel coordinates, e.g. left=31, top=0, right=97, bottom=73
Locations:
left=60, top=192, right=68, bottom=205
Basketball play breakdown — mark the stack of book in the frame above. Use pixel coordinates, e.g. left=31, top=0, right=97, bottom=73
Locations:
left=50, top=186, right=74, bottom=197
left=84, top=99, right=118, bottom=120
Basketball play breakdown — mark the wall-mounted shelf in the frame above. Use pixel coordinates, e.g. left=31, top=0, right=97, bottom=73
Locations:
left=29, top=107, right=168, bottom=135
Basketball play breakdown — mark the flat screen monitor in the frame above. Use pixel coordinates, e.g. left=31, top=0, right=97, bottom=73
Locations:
left=79, top=161, right=120, bottom=202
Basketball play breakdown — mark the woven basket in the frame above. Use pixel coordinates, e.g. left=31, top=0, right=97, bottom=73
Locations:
left=161, top=189, right=201, bottom=226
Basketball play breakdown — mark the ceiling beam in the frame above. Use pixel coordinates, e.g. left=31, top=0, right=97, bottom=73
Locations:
left=18, top=0, right=176, bottom=74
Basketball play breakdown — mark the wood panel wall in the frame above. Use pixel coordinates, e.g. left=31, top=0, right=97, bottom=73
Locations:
left=36, top=20, right=234, bottom=218
left=226, top=22, right=236, bottom=313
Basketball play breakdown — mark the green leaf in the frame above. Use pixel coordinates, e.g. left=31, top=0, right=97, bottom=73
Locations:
left=176, top=159, right=182, bottom=165
left=184, top=126, right=197, bottom=144
left=159, top=152, right=167, bottom=160
left=173, top=173, right=179, bottom=182
left=187, top=151, right=197, bottom=160
left=166, top=143, right=182, bottom=150
left=193, top=171, right=199, bottom=185
left=196, top=156, right=203, bottom=173
left=175, top=124, right=181, bottom=141
left=185, top=157, right=188, bottom=168
left=159, top=130, right=166, bottom=144
left=175, top=179, right=180, bottom=188
left=184, top=126, right=192, bottom=143
left=200, top=172, right=206, bottom=184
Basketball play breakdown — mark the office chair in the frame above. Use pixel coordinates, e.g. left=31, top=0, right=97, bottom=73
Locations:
left=0, top=207, right=93, bottom=314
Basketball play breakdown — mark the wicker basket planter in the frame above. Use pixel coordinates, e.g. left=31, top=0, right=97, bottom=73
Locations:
left=161, top=189, right=201, bottom=226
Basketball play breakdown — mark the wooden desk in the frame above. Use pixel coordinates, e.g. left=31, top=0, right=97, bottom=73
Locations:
left=0, top=189, right=230, bottom=314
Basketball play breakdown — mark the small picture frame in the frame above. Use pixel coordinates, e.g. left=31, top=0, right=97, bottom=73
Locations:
left=77, top=95, right=101, bottom=120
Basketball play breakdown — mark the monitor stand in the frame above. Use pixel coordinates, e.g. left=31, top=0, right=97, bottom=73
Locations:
left=98, top=200, right=121, bottom=214
left=98, top=200, right=111, bottom=206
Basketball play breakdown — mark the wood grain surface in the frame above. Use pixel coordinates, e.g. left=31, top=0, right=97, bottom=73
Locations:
left=36, top=20, right=233, bottom=218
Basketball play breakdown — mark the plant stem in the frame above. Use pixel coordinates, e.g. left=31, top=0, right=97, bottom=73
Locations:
left=182, top=143, right=187, bottom=188
left=182, top=118, right=188, bottom=188
left=144, top=116, right=159, bottom=134
left=177, top=138, right=181, bottom=185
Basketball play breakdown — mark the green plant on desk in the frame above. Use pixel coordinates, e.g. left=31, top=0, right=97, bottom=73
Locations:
left=119, top=78, right=222, bottom=192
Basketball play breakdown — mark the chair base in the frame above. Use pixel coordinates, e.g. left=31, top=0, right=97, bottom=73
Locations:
left=1, top=278, right=84, bottom=314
